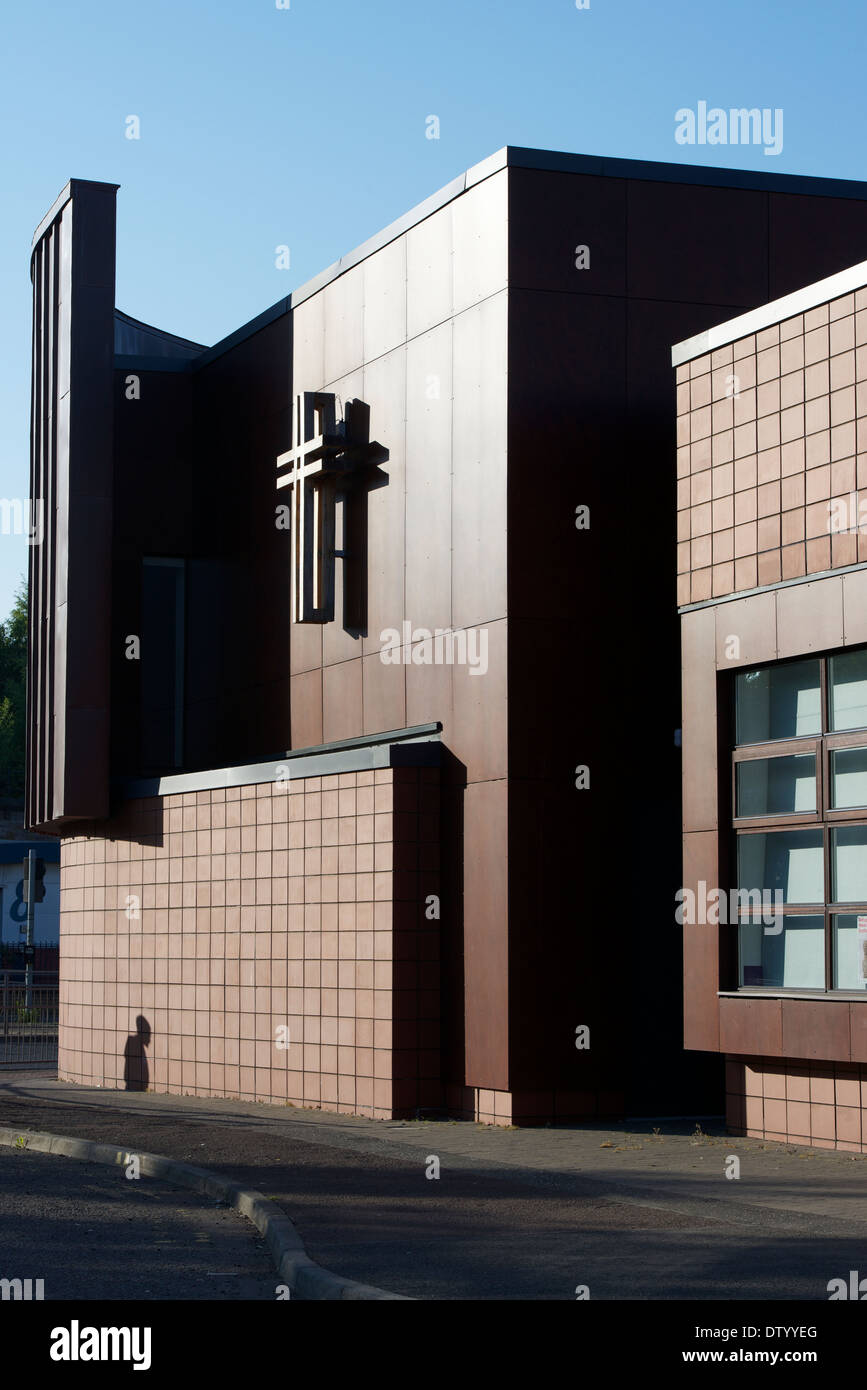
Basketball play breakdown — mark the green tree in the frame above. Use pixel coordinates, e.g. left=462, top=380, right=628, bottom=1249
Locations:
left=0, top=578, right=27, bottom=797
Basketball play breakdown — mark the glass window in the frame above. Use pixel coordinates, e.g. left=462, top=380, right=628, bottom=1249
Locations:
left=737, top=829, right=824, bottom=903
left=736, top=754, right=816, bottom=817
left=735, top=660, right=821, bottom=744
left=830, top=649, right=867, bottom=731
left=829, top=747, right=867, bottom=809
left=739, top=915, right=825, bottom=989
left=832, top=914, right=867, bottom=990
left=831, top=825, right=867, bottom=902
left=730, top=650, right=867, bottom=994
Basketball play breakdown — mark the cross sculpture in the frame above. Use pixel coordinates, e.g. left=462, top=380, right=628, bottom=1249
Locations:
left=276, top=392, right=383, bottom=624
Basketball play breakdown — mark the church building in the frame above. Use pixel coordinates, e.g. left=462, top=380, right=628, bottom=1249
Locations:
left=26, top=147, right=867, bottom=1123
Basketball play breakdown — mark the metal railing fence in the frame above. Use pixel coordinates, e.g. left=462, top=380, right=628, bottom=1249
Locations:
left=0, top=971, right=58, bottom=1065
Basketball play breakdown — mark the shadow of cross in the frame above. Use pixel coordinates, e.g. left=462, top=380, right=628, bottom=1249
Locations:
left=276, top=392, right=387, bottom=630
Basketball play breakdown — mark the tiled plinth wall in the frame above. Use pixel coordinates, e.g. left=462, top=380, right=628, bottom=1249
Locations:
left=727, top=1057, right=867, bottom=1151
left=59, top=766, right=441, bottom=1119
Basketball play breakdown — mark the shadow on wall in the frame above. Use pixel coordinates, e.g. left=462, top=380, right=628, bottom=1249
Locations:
left=74, top=800, right=166, bottom=852
left=123, top=1015, right=151, bottom=1091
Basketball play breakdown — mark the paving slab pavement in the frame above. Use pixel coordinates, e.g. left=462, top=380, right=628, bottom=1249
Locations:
left=2, top=1070, right=867, bottom=1299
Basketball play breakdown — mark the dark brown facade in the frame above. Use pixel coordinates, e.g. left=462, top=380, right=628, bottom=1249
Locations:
left=28, top=180, right=118, bottom=827
left=28, top=148, right=867, bottom=1123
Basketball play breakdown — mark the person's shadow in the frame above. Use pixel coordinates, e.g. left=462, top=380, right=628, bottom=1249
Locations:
left=123, top=1016, right=151, bottom=1091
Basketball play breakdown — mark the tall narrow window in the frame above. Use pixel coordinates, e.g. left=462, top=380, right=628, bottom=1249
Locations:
left=732, top=650, right=867, bottom=993
left=141, top=557, right=185, bottom=772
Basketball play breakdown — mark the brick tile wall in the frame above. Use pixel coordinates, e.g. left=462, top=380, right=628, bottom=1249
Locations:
left=727, top=1056, right=867, bottom=1151
left=58, top=766, right=441, bottom=1120
left=677, top=286, right=867, bottom=605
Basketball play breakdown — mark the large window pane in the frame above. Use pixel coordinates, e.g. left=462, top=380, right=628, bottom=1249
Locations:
left=735, top=661, right=821, bottom=744
left=736, top=754, right=816, bottom=817
left=830, top=649, right=867, bottom=731
left=740, top=915, right=825, bottom=988
left=737, top=829, right=824, bottom=903
left=830, top=747, right=867, bottom=808
left=833, top=914, right=867, bottom=990
left=831, top=825, right=867, bottom=901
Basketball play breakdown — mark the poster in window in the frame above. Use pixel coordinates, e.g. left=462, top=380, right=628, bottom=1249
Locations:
left=858, top=916, right=867, bottom=984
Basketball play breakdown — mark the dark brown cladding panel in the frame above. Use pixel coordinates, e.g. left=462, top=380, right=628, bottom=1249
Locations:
left=26, top=180, right=117, bottom=831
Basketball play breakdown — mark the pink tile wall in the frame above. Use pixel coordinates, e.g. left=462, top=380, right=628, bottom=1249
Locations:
left=677, top=286, right=867, bottom=605
left=727, top=1055, right=867, bottom=1151
left=58, top=766, right=441, bottom=1120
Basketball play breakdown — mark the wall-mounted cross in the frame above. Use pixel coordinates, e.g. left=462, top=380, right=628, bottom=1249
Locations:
left=276, top=392, right=383, bottom=624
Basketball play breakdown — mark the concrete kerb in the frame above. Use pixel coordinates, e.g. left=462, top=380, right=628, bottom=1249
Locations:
left=0, top=1125, right=409, bottom=1302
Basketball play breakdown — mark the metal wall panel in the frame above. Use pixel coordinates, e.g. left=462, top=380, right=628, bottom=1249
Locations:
left=451, top=291, right=508, bottom=632
left=360, top=347, right=407, bottom=661
left=321, top=367, right=365, bottom=671
left=404, top=321, right=453, bottom=634
left=362, top=236, right=406, bottom=364
left=628, top=179, right=769, bottom=307
left=405, top=204, right=453, bottom=340
left=463, top=779, right=509, bottom=1089
left=508, top=168, right=627, bottom=298
left=26, top=180, right=116, bottom=830
left=451, top=169, right=508, bottom=317
left=323, top=262, right=364, bottom=386
left=287, top=293, right=325, bottom=680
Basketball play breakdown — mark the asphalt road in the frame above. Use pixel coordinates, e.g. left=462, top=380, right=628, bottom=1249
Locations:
left=0, top=1149, right=277, bottom=1300
left=5, top=1072, right=867, bottom=1299
left=0, top=1109, right=863, bottom=1300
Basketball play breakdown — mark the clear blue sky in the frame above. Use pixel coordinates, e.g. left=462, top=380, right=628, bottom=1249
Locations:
left=1, top=0, right=865, bottom=617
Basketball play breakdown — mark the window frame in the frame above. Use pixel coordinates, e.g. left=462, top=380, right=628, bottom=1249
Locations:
left=731, top=738, right=822, bottom=829
left=730, top=648, right=867, bottom=995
